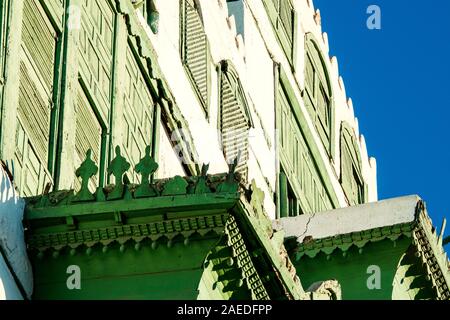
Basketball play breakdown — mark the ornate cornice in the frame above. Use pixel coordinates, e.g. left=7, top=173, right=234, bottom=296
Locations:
left=27, top=213, right=229, bottom=257
left=289, top=199, right=450, bottom=300
left=292, top=222, right=415, bottom=259
left=413, top=202, right=450, bottom=300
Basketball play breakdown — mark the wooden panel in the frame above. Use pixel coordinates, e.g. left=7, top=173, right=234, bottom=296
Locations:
left=262, top=0, right=294, bottom=62
left=340, top=126, right=365, bottom=205
left=45, top=0, right=65, bottom=30
left=15, top=122, right=52, bottom=196
left=305, top=54, right=315, bottom=96
left=304, top=37, right=332, bottom=154
left=0, top=1, right=10, bottom=129
left=74, top=84, right=102, bottom=192
left=279, top=0, right=294, bottom=45
left=182, top=0, right=208, bottom=111
left=15, top=0, right=57, bottom=196
left=78, top=0, right=115, bottom=123
left=278, top=86, right=332, bottom=214
left=220, top=70, right=249, bottom=180
left=122, top=45, right=154, bottom=183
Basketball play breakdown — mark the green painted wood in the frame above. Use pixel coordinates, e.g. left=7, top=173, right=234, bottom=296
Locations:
left=41, top=0, right=64, bottom=31
left=276, top=75, right=334, bottom=215
left=0, top=0, right=23, bottom=165
left=75, top=0, right=117, bottom=189
left=235, top=192, right=304, bottom=299
left=31, top=237, right=221, bottom=300
left=340, top=121, right=365, bottom=205
left=74, top=85, right=103, bottom=193
left=262, top=0, right=297, bottom=67
left=0, top=0, right=9, bottom=135
left=25, top=193, right=239, bottom=220
left=78, top=0, right=115, bottom=124
left=74, top=149, right=98, bottom=201
left=279, top=171, right=288, bottom=218
left=121, top=43, right=155, bottom=183
left=55, top=0, right=81, bottom=191
left=294, top=238, right=412, bottom=300
left=15, top=0, right=60, bottom=196
left=303, top=33, right=335, bottom=157
left=392, top=245, right=437, bottom=300
left=0, top=0, right=165, bottom=195
left=276, top=66, right=340, bottom=211
left=134, top=145, right=158, bottom=197
left=28, top=206, right=277, bottom=300
left=180, top=0, right=210, bottom=116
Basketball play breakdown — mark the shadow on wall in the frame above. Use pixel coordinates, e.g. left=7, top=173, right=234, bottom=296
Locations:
left=0, top=165, right=33, bottom=299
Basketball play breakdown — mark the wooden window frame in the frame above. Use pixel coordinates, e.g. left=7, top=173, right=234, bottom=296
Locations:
left=340, top=121, right=367, bottom=205
left=262, top=0, right=298, bottom=68
left=275, top=65, right=340, bottom=218
left=15, top=0, right=64, bottom=195
left=303, top=33, right=335, bottom=159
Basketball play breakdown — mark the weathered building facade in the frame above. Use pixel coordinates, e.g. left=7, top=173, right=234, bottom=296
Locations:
left=0, top=0, right=448, bottom=300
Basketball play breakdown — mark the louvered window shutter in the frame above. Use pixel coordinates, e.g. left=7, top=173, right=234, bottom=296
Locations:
left=263, top=0, right=295, bottom=62
left=341, top=144, right=353, bottom=203
left=279, top=0, right=294, bottom=46
left=16, top=0, right=57, bottom=195
left=220, top=67, right=250, bottom=181
left=340, top=128, right=365, bottom=206
left=182, top=0, right=209, bottom=113
left=304, top=36, right=333, bottom=155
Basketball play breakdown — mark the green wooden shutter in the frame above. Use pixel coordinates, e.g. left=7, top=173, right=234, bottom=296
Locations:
left=277, top=85, right=333, bottom=214
left=340, top=124, right=365, bottom=205
left=220, top=68, right=250, bottom=180
left=182, top=0, right=209, bottom=112
left=19, top=0, right=56, bottom=163
left=279, top=0, right=294, bottom=46
left=317, top=84, right=331, bottom=141
left=305, top=54, right=315, bottom=96
left=78, top=0, right=115, bottom=123
left=74, top=85, right=102, bottom=192
left=304, top=36, right=333, bottom=155
left=122, top=45, right=154, bottom=183
left=263, top=0, right=295, bottom=63
left=266, top=0, right=279, bottom=26
left=0, top=1, right=9, bottom=124
left=341, top=142, right=353, bottom=203
left=15, top=0, right=57, bottom=196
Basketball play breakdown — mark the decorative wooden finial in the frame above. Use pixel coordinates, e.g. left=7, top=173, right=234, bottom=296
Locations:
left=134, top=146, right=159, bottom=197
left=74, top=149, right=98, bottom=201
left=162, top=176, right=188, bottom=196
left=193, top=163, right=211, bottom=194
left=107, top=146, right=130, bottom=199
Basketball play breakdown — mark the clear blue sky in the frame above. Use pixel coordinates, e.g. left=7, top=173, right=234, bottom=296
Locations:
left=314, top=0, right=450, bottom=247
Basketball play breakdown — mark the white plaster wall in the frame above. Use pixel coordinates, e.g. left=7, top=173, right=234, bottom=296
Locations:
left=139, top=2, right=229, bottom=175
left=156, top=121, right=187, bottom=179
left=0, top=166, right=33, bottom=299
left=137, top=0, right=378, bottom=218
